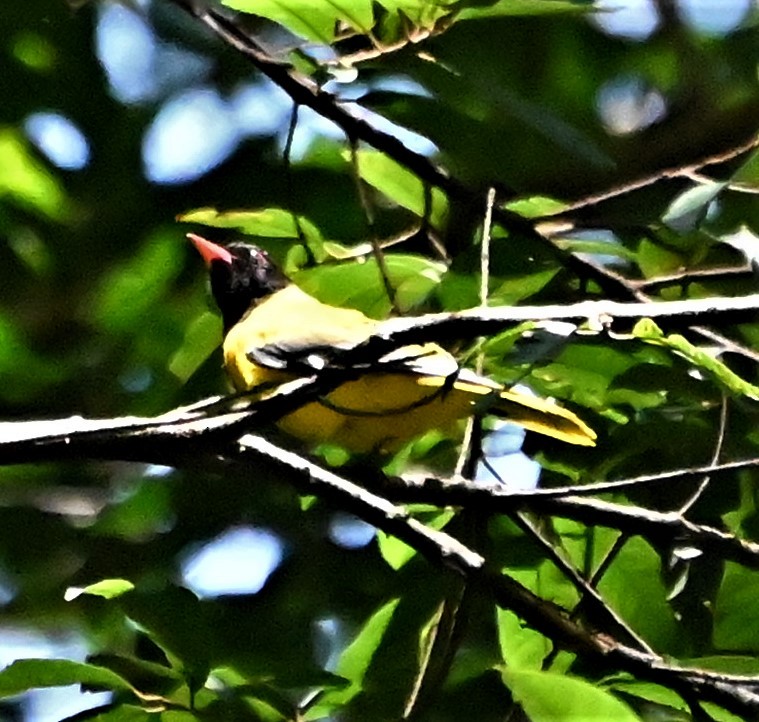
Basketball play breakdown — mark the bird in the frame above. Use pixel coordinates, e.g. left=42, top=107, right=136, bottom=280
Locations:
left=189, top=233, right=596, bottom=454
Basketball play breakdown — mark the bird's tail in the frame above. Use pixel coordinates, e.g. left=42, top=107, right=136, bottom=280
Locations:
left=431, top=374, right=597, bottom=446
left=492, top=386, right=596, bottom=446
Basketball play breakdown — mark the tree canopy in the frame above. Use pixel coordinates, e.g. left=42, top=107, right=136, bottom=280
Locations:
left=3, top=1, right=759, bottom=720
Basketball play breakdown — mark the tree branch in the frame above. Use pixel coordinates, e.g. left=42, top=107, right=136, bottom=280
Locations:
left=387, top=475, right=759, bottom=569
left=4, top=399, right=759, bottom=713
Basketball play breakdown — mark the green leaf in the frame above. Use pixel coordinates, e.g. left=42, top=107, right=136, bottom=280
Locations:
left=730, top=148, right=759, bottom=190
left=505, top=195, right=569, bottom=218
left=0, top=659, right=134, bottom=698
left=168, top=311, right=222, bottom=383
left=91, top=233, right=182, bottom=334
left=529, top=342, right=640, bottom=409
left=378, top=0, right=458, bottom=28
left=11, top=31, right=56, bottom=72
left=714, top=563, right=759, bottom=651
left=502, top=669, right=640, bottom=722
left=120, top=586, right=213, bottom=689
left=306, top=598, right=400, bottom=716
left=0, top=127, right=72, bottom=221
left=682, top=655, right=759, bottom=675
left=377, top=509, right=454, bottom=569
left=459, top=0, right=594, bottom=19
left=88, top=654, right=184, bottom=697
left=490, top=268, right=560, bottom=305
left=554, top=238, right=637, bottom=261
left=221, top=0, right=355, bottom=43
left=597, top=536, right=680, bottom=650
left=497, top=608, right=551, bottom=670
left=662, top=181, right=726, bottom=230
left=633, top=319, right=759, bottom=401
left=220, top=0, right=461, bottom=43
left=335, top=597, right=400, bottom=685
left=65, top=578, right=135, bottom=601
left=636, top=238, right=683, bottom=278
left=0, top=311, right=68, bottom=403
left=296, top=254, right=445, bottom=317
left=351, top=150, right=448, bottom=228
left=57, top=704, right=153, bottom=721
left=179, top=207, right=323, bottom=245
left=701, top=703, right=749, bottom=722
left=604, top=677, right=688, bottom=713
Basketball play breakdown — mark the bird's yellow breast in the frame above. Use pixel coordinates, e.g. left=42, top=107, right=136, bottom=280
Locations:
left=221, top=285, right=480, bottom=453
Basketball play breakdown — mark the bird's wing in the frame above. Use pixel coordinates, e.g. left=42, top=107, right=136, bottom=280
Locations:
left=232, top=285, right=378, bottom=373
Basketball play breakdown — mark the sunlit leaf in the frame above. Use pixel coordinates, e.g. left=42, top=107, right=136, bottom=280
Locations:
left=490, top=268, right=559, bottom=305
left=91, top=233, right=182, bottom=334
left=222, top=0, right=349, bottom=42
left=65, top=578, right=135, bottom=601
left=497, top=608, right=551, bottom=670
left=168, top=311, right=222, bottom=382
left=296, top=254, right=445, bottom=317
left=662, top=181, right=726, bottom=231
left=0, top=128, right=71, bottom=221
left=633, top=319, right=759, bottom=401
left=636, top=238, right=683, bottom=278
left=554, top=238, right=637, bottom=261
left=179, top=207, right=323, bottom=245
left=505, top=195, right=569, bottom=218
left=377, top=509, right=454, bottom=569
left=730, top=148, right=759, bottom=190
left=351, top=150, right=448, bottom=228
left=700, top=703, right=747, bottom=722
left=602, top=677, right=688, bottom=714
left=597, top=536, right=680, bottom=650
left=681, top=655, right=759, bottom=675
left=460, top=0, right=595, bottom=19
left=503, top=669, right=639, bottom=722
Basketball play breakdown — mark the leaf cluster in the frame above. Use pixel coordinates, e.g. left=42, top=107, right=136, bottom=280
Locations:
left=3, top=1, right=759, bottom=721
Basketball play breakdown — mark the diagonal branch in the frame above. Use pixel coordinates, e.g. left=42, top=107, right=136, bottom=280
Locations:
left=388, top=475, right=759, bottom=569
left=4, top=398, right=759, bottom=712
left=165, top=0, right=639, bottom=300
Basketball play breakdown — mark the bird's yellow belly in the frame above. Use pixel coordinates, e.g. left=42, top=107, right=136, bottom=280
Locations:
left=280, top=373, right=475, bottom=454
left=224, top=346, right=475, bottom=453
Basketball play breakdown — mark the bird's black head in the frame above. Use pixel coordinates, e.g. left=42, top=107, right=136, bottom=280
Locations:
left=188, top=234, right=288, bottom=331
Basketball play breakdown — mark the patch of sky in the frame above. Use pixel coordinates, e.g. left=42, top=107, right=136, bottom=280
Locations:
left=476, top=421, right=540, bottom=491
left=593, top=0, right=750, bottom=40
left=23, top=113, right=91, bottom=171
left=181, top=526, right=285, bottom=598
left=679, top=0, right=751, bottom=35
left=96, top=2, right=157, bottom=104
left=142, top=87, right=242, bottom=183
left=596, top=75, right=667, bottom=136
left=328, top=513, right=376, bottom=549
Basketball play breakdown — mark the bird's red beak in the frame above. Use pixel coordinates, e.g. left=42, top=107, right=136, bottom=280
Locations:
left=187, top=233, right=233, bottom=266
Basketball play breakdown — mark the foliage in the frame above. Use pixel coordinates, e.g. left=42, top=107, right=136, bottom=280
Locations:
left=2, top=0, right=759, bottom=720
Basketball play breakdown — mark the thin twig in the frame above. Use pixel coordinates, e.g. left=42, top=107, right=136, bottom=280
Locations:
left=282, top=102, right=308, bottom=248
left=679, top=393, right=728, bottom=515
left=348, top=141, right=399, bottom=312
left=455, top=187, right=495, bottom=477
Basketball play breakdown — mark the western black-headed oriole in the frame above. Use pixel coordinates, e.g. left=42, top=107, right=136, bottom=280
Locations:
left=189, top=233, right=596, bottom=454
